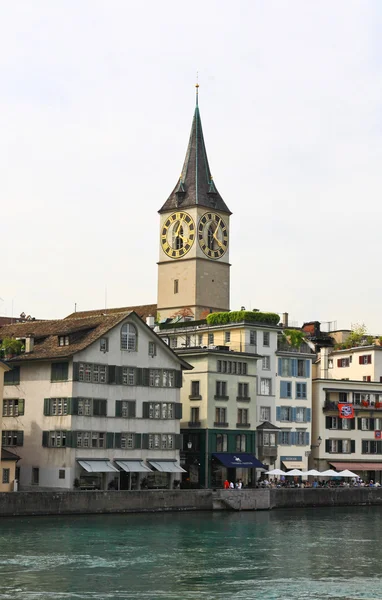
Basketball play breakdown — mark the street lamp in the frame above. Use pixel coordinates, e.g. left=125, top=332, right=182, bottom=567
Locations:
left=187, top=441, right=192, bottom=450
left=310, top=436, right=322, bottom=449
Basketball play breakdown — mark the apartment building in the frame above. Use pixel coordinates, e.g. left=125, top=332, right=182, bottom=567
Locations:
left=1, top=310, right=190, bottom=490
left=0, top=360, right=19, bottom=492
left=312, top=345, right=382, bottom=482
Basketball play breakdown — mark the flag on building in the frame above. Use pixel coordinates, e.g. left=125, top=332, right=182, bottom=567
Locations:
left=338, top=403, right=354, bottom=419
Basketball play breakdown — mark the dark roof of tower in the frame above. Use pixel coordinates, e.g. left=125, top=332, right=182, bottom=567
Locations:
left=159, top=90, right=231, bottom=215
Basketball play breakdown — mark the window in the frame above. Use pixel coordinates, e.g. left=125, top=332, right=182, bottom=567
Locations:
left=295, top=431, right=306, bottom=446
left=49, top=431, right=67, bottom=447
left=250, top=330, right=257, bottom=346
left=339, top=392, right=348, bottom=403
left=337, top=358, right=350, bottom=368
left=361, top=418, right=371, bottom=431
left=58, top=335, right=69, bottom=346
left=263, top=332, right=270, bottom=347
left=362, top=440, right=382, bottom=454
left=190, top=407, right=200, bottom=423
left=221, top=361, right=227, bottom=373
left=296, top=383, right=307, bottom=399
left=328, top=359, right=333, bottom=369
left=51, top=398, right=69, bottom=416
left=198, top=334, right=203, bottom=346
left=3, top=398, right=24, bottom=417
left=342, top=419, right=351, bottom=430
left=279, top=407, right=292, bottom=422
left=263, top=432, right=276, bottom=446
left=238, top=382, right=249, bottom=398
left=297, top=360, right=306, bottom=377
left=148, top=342, right=156, bottom=357
left=148, top=402, right=174, bottom=419
left=2, top=469, right=10, bottom=484
left=59, top=470, right=66, bottom=479
left=92, top=432, right=105, bottom=448
left=170, top=337, right=177, bottom=349
left=363, top=376, right=371, bottom=382
left=295, top=407, right=306, bottom=423
left=208, top=333, right=214, bottom=345
left=100, top=338, right=108, bottom=352
left=51, top=362, right=69, bottom=382
left=215, top=381, right=227, bottom=397
left=185, top=335, right=191, bottom=347
left=215, top=407, right=227, bottom=424
left=329, top=439, right=353, bottom=454
left=216, top=433, right=228, bottom=452
left=237, top=408, right=248, bottom=425
left=280, top=381, right=292, bottom=398
left=121, top=432, right=134, bottom=449
left=191, top=381, right=200, bottom=397
left=260, top=406, right=271, bottom=422
left=4, top=367, right=20, bottom=386
left=262, top=356, right=270, bottom=370
left=225, top=331, right=231, bottom=343
left=149, top=369, right=161, bottom=387
left=163, top=370, right=175, bottom=387
left=121, top=323, right=137, bottom=351
left=342, top=439, right=351, bottom=453
left=148, top=434, right=174, bottom=450
left=279, top=431, right=290, bottom=445
left=359, top=355, right=372, bottom=365
left=174, top=279, right=179, bottom=294
left=236, top=434, right=246, bottom=452
left=260, top=378, right=271, bottom=396
left=327, top=416, right=338, bottom=429
left=122, top=367, right=135, bottom=385
left=117, top=400, right=135, bottom=418
left=280, top=358, right=292, bottom=377
left=2, top=430, right=23, bottom=446
left=32, top=468, right=39, bottom=486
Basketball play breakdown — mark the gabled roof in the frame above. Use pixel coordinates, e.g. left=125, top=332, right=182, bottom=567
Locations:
left=256, top=421, right=280, bottom=430
left=159, top=89, right=231, bottom=215
left=65, top=303, right=157, bottom=320
left=1, top=448, right=20, bottom=461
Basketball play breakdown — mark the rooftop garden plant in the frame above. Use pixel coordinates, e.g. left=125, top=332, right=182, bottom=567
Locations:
left=206, top=310, right=280, bottom=326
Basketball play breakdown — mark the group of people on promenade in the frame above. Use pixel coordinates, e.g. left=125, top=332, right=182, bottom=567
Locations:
left=223, top=479, right=243, bottom=489
left=257, top=477, right=380, bottom=488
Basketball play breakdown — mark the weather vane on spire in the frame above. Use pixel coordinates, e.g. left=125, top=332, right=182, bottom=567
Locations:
left=195, top=71, right=199, bottom=105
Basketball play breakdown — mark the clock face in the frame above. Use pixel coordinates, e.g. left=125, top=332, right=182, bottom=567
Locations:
left=161, top=211, right=196, bottom=259
left=198, top=212, right=228, bottom=259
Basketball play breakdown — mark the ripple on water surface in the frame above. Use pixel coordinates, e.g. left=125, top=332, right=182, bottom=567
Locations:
left=0, top=507, right=381, bottom=599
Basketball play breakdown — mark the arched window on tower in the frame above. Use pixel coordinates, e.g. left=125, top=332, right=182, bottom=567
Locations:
left=121, top=323, right=137, bottom=351
left=172, top=221, right=184, bottom=250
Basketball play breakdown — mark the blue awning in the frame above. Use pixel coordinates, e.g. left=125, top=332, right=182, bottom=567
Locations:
left=212, top=453, right=267, bottom=469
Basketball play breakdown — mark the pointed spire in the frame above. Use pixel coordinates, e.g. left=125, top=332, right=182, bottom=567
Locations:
left=159, top=84, right=231, bottom=215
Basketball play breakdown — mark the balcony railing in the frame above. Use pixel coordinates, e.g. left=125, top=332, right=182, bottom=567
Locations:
left=324, top=400, right=382, bottom=411
left=277, top=342, right=312, bottom=354
left=188, top=421, right=201, bottom=428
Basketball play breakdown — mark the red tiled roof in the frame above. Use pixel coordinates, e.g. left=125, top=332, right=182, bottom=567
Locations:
left=65, top=304, right=157, bottom=321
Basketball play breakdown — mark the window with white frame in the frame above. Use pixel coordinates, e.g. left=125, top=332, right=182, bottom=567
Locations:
left=122, top=367, right=135, bottom=385
left=148, top=402, right=174, bottom=419
left=297, top=359, right=306, bottom=377
left=49, top=431, right=67, bottom=447
left=328, top=416, right=338, bottom=429
left=58, top=335, right=69, bottom=346
left=280, top=358, right=292, bottom=377
left=51, top=398, right=69, bottom=416
left=260, top=406, right=271, bottom=422
left=3, top=398, right=23, bottom=417
left=162, top=370, right=175, bottom=387
left=263, top=331, right=270, bottom=347
left=121, top=432, right=134, bottom=449
left=260, top=378, right=271, bottom=395
left=148, top=433, right=174, bottom=450
left=215, top=407, right=227, bottom=424
left=238, top=382, right=249, bottom=398
left=208, top=333, right=214, bottom=345
left=100, top=338, right=108, bottom=352
left=216, top=381, right=227, bottom=397
left=148, top=342, right=156, bottom=356
left=78, top=398, right=91, bottom=416
left=328, top=439, right=338, bottom=453
left=225, top=331, right=231, bottom=343
left=198, top=334, right=203, bottom=346
left=237, top=408, right=248, bottom=425
left=2, top=468, right=10, bottom=484
left=262, top=356, right=270, bottom=370
left=216, top=433, right=228, bottom=452
left=92, top=432, right=105, bottom=448
left=295, top=407, right=306, bottom=423
left=236, top=434, right=246, bottom=452
left=295, top=431, right=306, bottom=445
left=149, top=369, right=161, bottom=387
left=342, top=418, right=351, bottom=430
left=121, top=323, right=137, bottom=351
left=250, top=330, right=257, bottom=345
left=170, top=337, right=177, bottom=349
left=280, top=406, right=292, bottom=421
left=361, top=418, right=371, bottom=431
left=263, top=432, right=276, bottom=446
left=279, top=430, right=290, bottom=445
left=296, top=383, right=307, bottom=399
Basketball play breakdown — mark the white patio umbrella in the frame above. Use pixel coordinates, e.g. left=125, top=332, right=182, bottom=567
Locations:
left=265, top=469, right=286, bottom=475
left=337, top=469, right=358, bottom=478
left=285, top=469, right=303, bottom=476
left=301, top=469, right=321, bottom=476
left=319, top=469, right=340, bottom=477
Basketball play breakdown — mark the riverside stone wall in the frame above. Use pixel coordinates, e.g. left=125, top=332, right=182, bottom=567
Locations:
left=1, top=488, right=382, bottom=517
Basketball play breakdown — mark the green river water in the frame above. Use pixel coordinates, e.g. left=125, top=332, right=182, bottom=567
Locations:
left=0, top=506, right=380, bottom=600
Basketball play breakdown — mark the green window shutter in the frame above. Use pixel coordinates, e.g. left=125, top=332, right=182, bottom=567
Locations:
left=114, top=433, right=121, bottom=448
left=106, top=432, right=114, bottom=449
left=175, top=434, right=183, bottom=450
left=337, top=440, right=343, bottom=453
left=135, top=433, right=142, bottom=449
left=72, top=362, right=80, bottom=381
left=325, top=439, right=330, bottom=453
left=108, top=365, right=116, bottom=384
left=115, top=401, right=122, bottom=417
left=351, top=440, right=355, bottom=453
left=116, top=366, right=123, bottom=385
left=71, top=397, right=79, bottom=415
left=175, top=370, right=182, bottom=388
left=42, top=431, right=49, bottom=447
left=174, top=403, right=182, bottom=419
left=142, top=368, right=149, bottom=386
left=325, top=416, right=331, bottom=429
left=100, top=400, right=107, bottom=416
left=351, top=418, right=355, bottom=430
left=370, top=418, right=375, bottom=431
left=44, top=398, right=50, bottom=416
left=65, top=431, right=72, bottom=448
left=93, top=399, right=101, bottom=416
left=135, top=368, right=142, bottom=386
left=16, top=431, right=24, bottom=446
left=71, top=431, right=78, bottom=448
left=142, top=434, right=149, bottom=449
left=357, top=418, right=362, bottom=430
left=128, top=401, right=136, bottom=418
left=18, top=399, right=25, bottom=416
left=142, top=402, right=150, bottom=419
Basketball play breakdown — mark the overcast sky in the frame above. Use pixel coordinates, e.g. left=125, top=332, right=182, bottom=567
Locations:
left=1, top=1, right=382, bottom=331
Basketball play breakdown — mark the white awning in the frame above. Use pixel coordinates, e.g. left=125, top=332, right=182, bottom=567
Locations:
left=78, top=460, right=118, bottom=473
left=115, top=460, right=152, bottom=473
left=282, top=461, right=305, bottom=470
left=148, top=460, right=186, bottom=473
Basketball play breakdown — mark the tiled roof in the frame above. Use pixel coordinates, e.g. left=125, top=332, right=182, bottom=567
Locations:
left=158, top=100, right=231, bottom=215
left=65, top=304, right=157, bottom=320
left=1, top=448, right=20, bottom=461
left=0, top=313, right=131, bottom=362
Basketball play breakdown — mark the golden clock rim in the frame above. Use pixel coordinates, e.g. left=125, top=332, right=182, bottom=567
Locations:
left=197, top=211, right=228, bottom=259
left=161, top=211, right=196, bottom=259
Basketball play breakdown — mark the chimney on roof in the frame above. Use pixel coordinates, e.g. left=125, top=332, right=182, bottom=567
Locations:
left=25, top=335, right=34, bottom=353
left=282, top=312, right=289, bottom=328
left=146, top=315, right=155, bottom=329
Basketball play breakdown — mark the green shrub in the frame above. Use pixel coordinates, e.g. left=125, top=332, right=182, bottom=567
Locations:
left=206, top=311, right=280, bottom=326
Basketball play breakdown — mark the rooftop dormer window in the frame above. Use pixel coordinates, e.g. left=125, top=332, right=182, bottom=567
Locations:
left=58, top=335, right=69, bottom=347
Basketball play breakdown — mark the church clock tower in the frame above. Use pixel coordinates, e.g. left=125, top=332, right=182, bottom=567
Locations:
left=157, top=86, right=232, bottom=320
